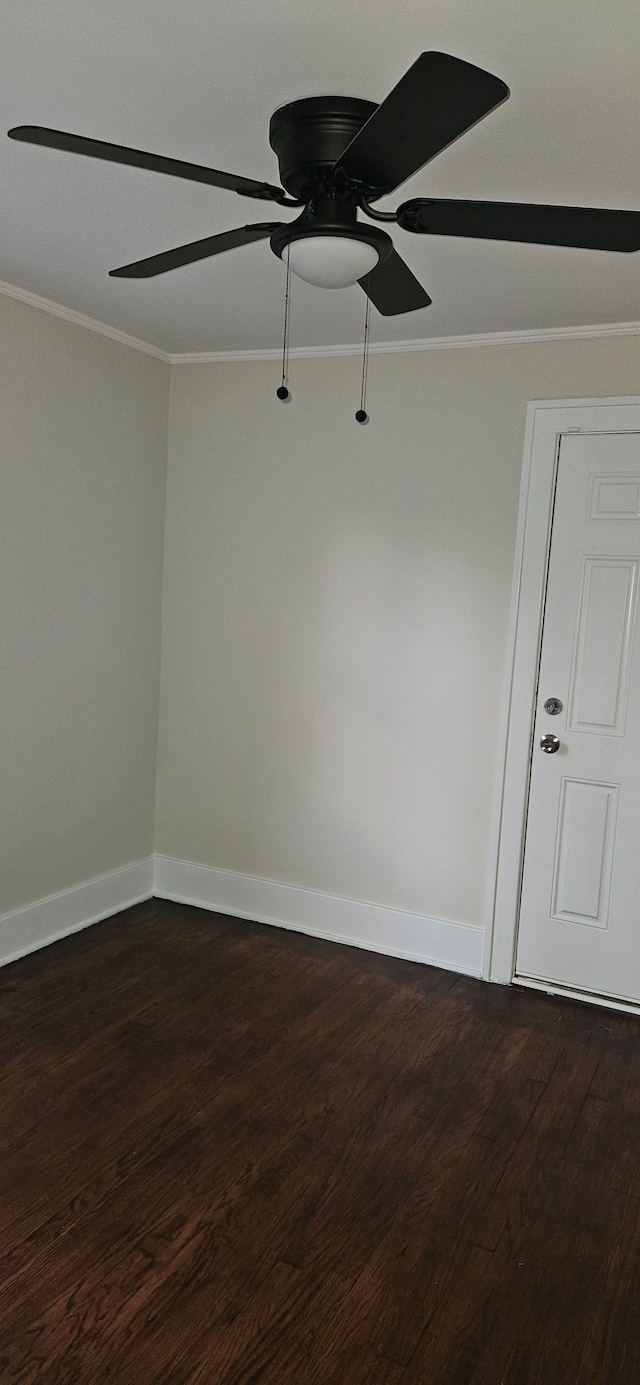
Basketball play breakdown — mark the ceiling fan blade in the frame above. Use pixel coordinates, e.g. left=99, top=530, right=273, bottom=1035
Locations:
left=109, top=223, right=281, bottom=278
left=359, top=250, right=432, bottom=315
left=334, top=52, right=509, bottom=195
left=397, top=198, right=640, bottom=251
left=8, top=126, right=289, bottom=204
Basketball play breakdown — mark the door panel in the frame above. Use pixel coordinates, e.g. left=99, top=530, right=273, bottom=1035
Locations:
left=550, top=777, right=618, bottom=928
left=589, top=473, right=640, bottom=520
left=516, top=432, right=640, bottom=1002
left=567, top=558, right=638, bottom=734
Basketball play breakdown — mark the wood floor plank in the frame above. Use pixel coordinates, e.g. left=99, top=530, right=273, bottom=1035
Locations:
left=2, top=898, right=640, bottom=1383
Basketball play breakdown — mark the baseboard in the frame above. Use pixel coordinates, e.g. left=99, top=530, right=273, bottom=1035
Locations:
left=0, top=853, right=484, bottom=978
left=153, top=855, right=484, bottom=977
left=0, top=858, right=154, bottom=969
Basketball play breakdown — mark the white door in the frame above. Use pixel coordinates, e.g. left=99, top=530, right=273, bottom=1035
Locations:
left=516, top=431, right=640, bottom=1004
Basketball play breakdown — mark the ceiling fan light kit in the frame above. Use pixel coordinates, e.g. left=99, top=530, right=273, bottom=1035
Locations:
left=268, top=191, right=393, bottom=289
left=8, top=49, right=640, bottom=417
left=275, top=232, right=383, bottom=289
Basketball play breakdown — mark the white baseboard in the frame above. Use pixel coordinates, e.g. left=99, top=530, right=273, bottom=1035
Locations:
left=153, top=855, right=484, bottom=977
left=0, top=858, right=154, bottom=969
left=0, top=853, right=484, bottom=979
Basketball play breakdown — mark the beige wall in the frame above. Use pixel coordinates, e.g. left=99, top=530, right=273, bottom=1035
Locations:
left=4, top=297, right=639, bottom=939
left=156, top=337, right=640, bottom=930
left=1, top=294, right=169, bottom=914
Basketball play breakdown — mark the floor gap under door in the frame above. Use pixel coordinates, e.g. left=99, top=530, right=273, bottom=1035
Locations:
left=514, top=974, right=640, bottom=1017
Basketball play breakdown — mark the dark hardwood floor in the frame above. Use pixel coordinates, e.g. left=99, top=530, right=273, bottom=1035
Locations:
left=1, top=899, right=640, bottom=1383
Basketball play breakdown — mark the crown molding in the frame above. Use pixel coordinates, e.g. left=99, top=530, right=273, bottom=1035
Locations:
left=0, top=278, right=170, bottom=361
left=2, top=276, right=640, bottom=364
left=170, top=318, right=640, bottom=364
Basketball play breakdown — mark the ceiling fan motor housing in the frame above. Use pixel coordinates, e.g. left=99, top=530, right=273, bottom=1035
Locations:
left=269, top=96, right=394, bottom=282
left=269, top=96, right=378, bottom=200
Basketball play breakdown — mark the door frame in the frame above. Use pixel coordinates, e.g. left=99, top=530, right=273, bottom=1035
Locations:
left=484, top=396, right=640, bottom=988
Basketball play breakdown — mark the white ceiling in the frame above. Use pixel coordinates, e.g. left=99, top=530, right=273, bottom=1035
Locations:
left=3, top=0, right=640, bottom=354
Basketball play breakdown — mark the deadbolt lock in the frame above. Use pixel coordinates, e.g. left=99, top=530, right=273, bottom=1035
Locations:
left=540, top=734, right=561, bottom=754
left=544, top=697, right=563, bottom=715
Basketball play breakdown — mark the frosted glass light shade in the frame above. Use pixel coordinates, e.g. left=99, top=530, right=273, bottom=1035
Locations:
left=283, top=235, right=380, bottom=288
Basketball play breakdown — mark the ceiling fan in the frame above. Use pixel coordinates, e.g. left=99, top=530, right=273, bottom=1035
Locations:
left=9, top=51, right=640, bottom=316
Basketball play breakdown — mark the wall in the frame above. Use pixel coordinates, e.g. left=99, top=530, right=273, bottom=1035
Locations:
left=4, top=299, right=639, bottom=967
left=1, top=293, right=169, bottom=919
left=156, top=336, right=640, bottom=951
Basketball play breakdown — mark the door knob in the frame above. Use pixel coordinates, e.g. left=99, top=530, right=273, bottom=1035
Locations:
left=540, top=734, right=560, bottom=754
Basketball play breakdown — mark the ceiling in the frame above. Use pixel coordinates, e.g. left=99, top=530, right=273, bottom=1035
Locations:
left=3, top=0, right=640, bottom=355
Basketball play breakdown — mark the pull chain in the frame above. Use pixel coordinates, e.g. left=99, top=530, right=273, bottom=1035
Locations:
left=355, top=285, right=371, bottom=424
left=276, top=245, right=292, bottom=402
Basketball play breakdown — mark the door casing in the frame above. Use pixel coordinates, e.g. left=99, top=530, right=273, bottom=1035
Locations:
left=484, top=397, right=640, bottom=1000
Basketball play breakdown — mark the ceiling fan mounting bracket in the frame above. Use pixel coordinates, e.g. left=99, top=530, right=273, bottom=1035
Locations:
left=359, top=197, right=398, bottom=223
left=241, top=183, right=301, bottom=206
left=396, top=199, right=434, bottom=230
